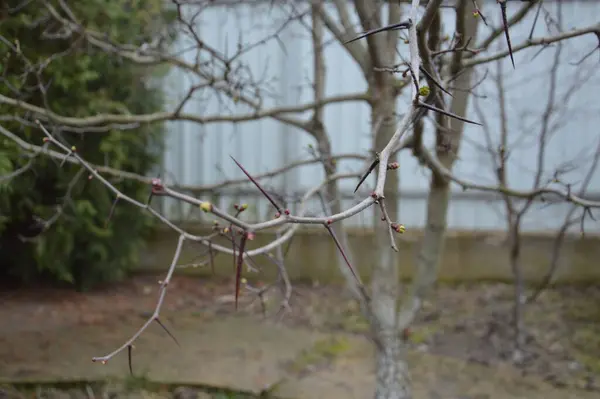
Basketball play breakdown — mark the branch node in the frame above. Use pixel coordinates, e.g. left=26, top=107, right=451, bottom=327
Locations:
left=151, top=177, right=164, bottom=194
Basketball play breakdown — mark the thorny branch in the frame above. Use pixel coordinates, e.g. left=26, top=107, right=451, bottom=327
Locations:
left=2, top=0, right=600, bottom=380
left=464, top=22, right=600, bottom=68
left=33, top=118, right=397, bottom=369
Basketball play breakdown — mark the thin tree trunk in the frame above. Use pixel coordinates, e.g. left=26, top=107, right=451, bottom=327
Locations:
left=375, top=331, right=411, bottom=399
left=371, top=72, right=406, bottom=399
left=508, top=217, right=525, bottom=357
left=369, top=1, right=415, bottom=396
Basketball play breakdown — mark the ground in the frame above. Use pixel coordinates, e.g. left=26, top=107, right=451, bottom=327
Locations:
left=0, top=274, right=598, bottom=398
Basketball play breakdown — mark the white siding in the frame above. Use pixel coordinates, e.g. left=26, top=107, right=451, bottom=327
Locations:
left=161, top=0, right=600, bottom=233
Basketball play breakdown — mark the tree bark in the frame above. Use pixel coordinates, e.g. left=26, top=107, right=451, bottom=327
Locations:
left=375, top=331, right=411, bottom=399
left=508, top=216, right=526, bottom=356
left=367, top=0, right=411, bottom=396
left=370, top=51, right=405, bottom=399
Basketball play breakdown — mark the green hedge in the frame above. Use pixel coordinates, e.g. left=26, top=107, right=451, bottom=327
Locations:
left=0, top=0, right=176, bottom=290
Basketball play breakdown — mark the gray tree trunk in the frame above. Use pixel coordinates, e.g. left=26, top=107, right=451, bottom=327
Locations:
left=371, top=74, right=407, bottom=398
left=375, top=331, right=411, bottom=399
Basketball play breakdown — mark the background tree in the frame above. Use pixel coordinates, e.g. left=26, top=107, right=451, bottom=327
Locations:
left=472, top=0, right=600, bottom=362
left=0, top=0, right=176, bottom=289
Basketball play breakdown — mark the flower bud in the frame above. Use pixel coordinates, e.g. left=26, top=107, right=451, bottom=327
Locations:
left=418, top=86, right=430, bottom=97
left=391, top=223, right=406, bottom=234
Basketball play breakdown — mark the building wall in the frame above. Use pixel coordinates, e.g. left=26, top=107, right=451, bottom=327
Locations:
left=161, top=0, right=600, bottom=233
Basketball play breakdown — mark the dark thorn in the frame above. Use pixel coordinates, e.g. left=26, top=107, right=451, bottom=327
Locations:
left=418, top=100, right=482, bottom=125
left=499, top=1, right=516, bottom=68
left=419, top=65, right=453, bottom=98
left=476, top=7, right=489, bottom=27
left=230, top=155, right=281, bottom=212
left=324, top=224, right=361, bottom=284
left=530, top=44, right=552, bottom=62
left=146, top=175, right=160, bottom=206
left=154, top=318, right=179, bottom=347
left=354, top=158, right=380, bottom=193
left=209, top=241, right=215, bottom=276
left=146, top=191, right=154, bottom=207
left=259, top=293, right=267, bottom=319
left=345, top=20, right=412, bottom=44
left=274, top=35, right=288, bottom=56
left=586, top=207, right=596, bottom=221
left=127, top=345, right=133, bottom=375
left=235, top=234, right=248, bottom=310
left=105, top=197, right=119, bottom=228
left=231, top=230, right=236, bottom=273
left=528, top=0, right=544, bottom=41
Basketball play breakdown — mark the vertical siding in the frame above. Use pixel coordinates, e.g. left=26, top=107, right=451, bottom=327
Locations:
left=161, top=0, right=600, bottom=233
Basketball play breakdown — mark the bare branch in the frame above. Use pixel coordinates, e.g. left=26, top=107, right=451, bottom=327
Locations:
left=464, top=23, right=600, bottom=68
left=0, top=92, right=368, bottom=130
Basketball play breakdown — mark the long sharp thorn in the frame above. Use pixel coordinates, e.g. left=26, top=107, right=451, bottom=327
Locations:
left=345, top=21, right=411, bottom=44
left=154, top=318, right=179, bottom=347
left=499, top=1, right=516, bottom=68
left=230, top=156, right=281, bottom=212
left=354, top=159, right=379, bottom=193
left=419, top=66, right=453, bottom=98
left=105, top=197, right=119, bottom=228
left=146, top=191, right=154, bottom=206
left=324, top=224, right=361, bottom=284
left=586, top=207, right=596, bottom=221
left=235, top=234, right=248, bottom=310
left=127, top=345, right=133, bottom=375
left=146, top=174, right=159, bottom=205
left=472, top=1, right=488, bottom=26
left=209, top=241, right=215, bottom=276
left=418, top=101, right=482, bottom=126
left=478, top=10, right=489, bottom=27
left=528, top=0, right=544, bottom=40
left=231, top=231, right=236, bottom=272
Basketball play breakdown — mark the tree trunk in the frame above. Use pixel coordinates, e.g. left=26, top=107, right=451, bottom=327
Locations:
left=370, top=75, right=405, bottom=398
left=375, top=331, right=411, bottom=399
left=508, top=217, right=525, bottom=358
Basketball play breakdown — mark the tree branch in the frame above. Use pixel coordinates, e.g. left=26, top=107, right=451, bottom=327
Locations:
left=0, top=92, right=368, bottom=130
left=464, top=23, right=600, bottom=68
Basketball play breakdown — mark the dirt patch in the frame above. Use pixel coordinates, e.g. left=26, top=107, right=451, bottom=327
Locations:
left=278, top=282, right=600, bottom=392
left=1, top=275, right=598, bottom=396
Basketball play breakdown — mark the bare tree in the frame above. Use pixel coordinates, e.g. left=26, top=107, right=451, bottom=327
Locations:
left=2, top=1, right=600, bottom=398
left=472, top=0, right=600, bottom=363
